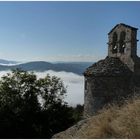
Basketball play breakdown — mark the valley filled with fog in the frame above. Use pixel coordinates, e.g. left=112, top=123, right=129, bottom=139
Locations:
left=0, top=70, right=84, bottom=106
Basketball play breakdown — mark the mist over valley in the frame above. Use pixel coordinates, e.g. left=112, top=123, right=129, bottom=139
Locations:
left=0, top=59, right=88, bottom=106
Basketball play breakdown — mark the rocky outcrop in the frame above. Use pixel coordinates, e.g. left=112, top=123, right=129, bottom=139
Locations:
left=52, top=119, right=89, bottom=139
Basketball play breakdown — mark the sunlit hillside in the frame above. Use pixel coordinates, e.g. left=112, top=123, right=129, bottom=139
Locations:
left=54, top=95, right=140, bottom=139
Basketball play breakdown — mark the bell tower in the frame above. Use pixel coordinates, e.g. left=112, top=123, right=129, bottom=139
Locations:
left=107, top=23, right=138, bottom=71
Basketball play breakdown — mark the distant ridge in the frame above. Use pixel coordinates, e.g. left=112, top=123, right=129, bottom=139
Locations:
left=0, top=60, right=94, bottom=75
left=0, top=59, right=18, bottom=65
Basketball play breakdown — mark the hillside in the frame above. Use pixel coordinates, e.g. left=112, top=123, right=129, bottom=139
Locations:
left=53, top=96, right=140, bottom=139
left=0, top=61, right=93, bottom=75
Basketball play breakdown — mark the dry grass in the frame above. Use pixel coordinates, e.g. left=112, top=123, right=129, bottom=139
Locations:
left=81, top=96, right=140, bottom=139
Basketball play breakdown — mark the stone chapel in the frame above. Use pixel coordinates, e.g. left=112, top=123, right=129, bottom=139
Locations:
left=84, top=23, right=140, bottom=117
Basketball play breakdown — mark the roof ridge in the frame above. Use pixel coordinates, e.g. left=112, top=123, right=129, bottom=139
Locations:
left=108, top=23, right=138, bottom=35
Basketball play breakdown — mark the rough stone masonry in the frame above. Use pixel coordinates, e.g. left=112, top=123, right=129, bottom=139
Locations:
left=84, top=23, right=140, bottom=117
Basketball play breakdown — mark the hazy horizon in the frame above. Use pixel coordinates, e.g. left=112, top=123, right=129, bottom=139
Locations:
left=0, top=58, right=95, bottom=64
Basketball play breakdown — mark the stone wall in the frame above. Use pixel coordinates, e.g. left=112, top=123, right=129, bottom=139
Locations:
left=84, top=75, right=133, bottom=117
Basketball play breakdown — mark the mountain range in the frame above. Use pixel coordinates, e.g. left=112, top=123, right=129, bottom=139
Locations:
left=0, top=59, right=94, bottom=75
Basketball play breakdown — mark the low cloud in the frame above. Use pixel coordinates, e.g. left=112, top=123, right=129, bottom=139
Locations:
left=0, top=70, right=84, bottom=106
left=0, top=63, right=21, bottom=66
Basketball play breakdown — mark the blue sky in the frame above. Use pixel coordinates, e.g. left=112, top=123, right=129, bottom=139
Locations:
left=0, top=1, right=140, bottom=62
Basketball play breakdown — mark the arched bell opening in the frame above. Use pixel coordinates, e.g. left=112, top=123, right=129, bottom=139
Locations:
left=119, top=31, right=126, bottom=53
left=112, top=32, right=118, bottom=54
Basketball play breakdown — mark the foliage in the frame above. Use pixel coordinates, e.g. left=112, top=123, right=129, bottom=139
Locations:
left=0, top=69, right=76, bottom=138
left=72, top=104, right=84, bottom=123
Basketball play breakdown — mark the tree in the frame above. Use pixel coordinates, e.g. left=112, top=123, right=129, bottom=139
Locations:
left=0, top=69, right=75, bottom=138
